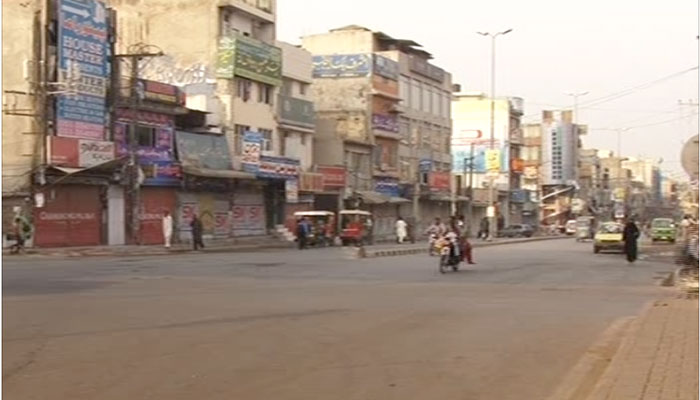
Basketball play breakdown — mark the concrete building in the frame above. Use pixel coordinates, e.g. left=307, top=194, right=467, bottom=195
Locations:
left=520, top=123, right=543, bottom=226
left=2, top=0, right=46, bottom=242
left=110, top=0, right=312, bottom=235
left=301, top=25, right=453, bottom=239
left=451, top=93, right=524, bottom=232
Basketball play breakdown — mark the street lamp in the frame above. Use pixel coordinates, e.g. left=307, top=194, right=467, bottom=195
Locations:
left=477, top=28, right=512, bottom=240
left=564, top=91, right=589, bottom=124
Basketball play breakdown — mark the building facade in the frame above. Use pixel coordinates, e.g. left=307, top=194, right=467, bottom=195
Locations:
left=301, top=25, right=453, bottom=239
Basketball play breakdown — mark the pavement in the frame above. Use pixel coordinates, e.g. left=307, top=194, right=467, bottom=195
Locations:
left=2, top=239, right=689, bottom=400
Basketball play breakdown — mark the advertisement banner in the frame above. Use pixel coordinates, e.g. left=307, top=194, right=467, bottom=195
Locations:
left=279, top=95, right=315, bottom=128
left=374, top=177, right=400, bottom=197
left=50, top=136, right=114, bottom=168
left=142, top=161, right=182, bottom=186
left=317, top=166, right=346, bottom=188
left=216, top=36, right=235, bottom=78
left=242, top=131, right=263, bottom=173
left=312, top=54, right=371, bottom=78
left=419, top=159, right=433, bottom=172
left=56, top=0, right=108, bottom=139
left=285, top=179, right=299, bottom=203
left=175, top=131, right=233, bottom=170
left=257, top=155, right=300, bottom=179
left=485, top=149, right=501, bottom=172
left=428, top=171, right=450, bottom=192
left=137, top=79, right=185, bottom=105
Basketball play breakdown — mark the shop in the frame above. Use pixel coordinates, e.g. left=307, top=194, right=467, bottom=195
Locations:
left=231, top=182, right=266, bottom=237
left=33, top=185, right=103, bottom=247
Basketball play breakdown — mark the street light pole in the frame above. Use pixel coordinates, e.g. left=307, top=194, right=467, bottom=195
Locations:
left=564, top=91, right=589, bottom=124
left=477, top=28, right=512, bottom=240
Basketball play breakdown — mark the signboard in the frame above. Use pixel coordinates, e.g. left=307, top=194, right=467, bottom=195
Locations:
left=56, top=0, right=109, bottom=140
left=50, top=136, right=115, bottom=168
left=279, top=95, right=315, bottom=128
left=485, top=149, right=501, bottom=172
left=216, top=35, right=282, bottom=86
left=299, top=172, right=324, bottom=192
left=318, top=166, right=346, bottom=188
left=137, top=79, right=185, bottom=105
left=511, top=158, right=524, bottom=174
left=175, top=131, right=233, bottom=170
left=242, top=131, right=262, bottom=173
left=257, top=155, right=300, bottom=179
left=372, top=114, right=399, bottom=133
left=428, top=171, right=450, bottom=192
left=141, top=161, right=182, bottom=186
left=419, top=159, right=433, bottom=173
left=374, top=177, right=400, bottom=197
left=285, top=179, right=299, bottom=203
left=373, top=55, right=399, bottom=80
left=312, top=54, right=371, bottom=78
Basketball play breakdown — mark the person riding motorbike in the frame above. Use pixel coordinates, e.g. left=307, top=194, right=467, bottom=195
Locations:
left=425, top=218, right=447, bottom=255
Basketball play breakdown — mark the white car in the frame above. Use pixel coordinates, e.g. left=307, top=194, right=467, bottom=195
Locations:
left=565, top=220, right=577, bottom=235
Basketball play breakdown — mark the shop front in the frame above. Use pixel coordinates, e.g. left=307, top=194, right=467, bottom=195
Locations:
left=33, top=185, right=103, bottom=247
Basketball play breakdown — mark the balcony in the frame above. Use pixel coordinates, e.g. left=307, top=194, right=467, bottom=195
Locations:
left=219, top=0, right=274, bottom=22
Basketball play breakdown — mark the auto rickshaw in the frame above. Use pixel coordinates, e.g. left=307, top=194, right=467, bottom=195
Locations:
left=293, top=211, right=336, bottom=247
left=339, top=210, right=373, bottom=246
left=575, top=216, right=595, bottom=242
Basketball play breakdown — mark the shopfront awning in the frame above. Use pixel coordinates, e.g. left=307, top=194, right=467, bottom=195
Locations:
left=183, top=165, right=256, bottom=180
left=388, top=196, right=411, bottom=204
left=356, top=190, right=390, bottom=204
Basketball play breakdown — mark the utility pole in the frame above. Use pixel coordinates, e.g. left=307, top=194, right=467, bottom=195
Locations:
left=114, top=47, right=163, bottom=245
left=477, top=28, right=512, bottom=241
left=565, top=91, right=589, bottom=125
left=463, top=143, right=475, bottom=237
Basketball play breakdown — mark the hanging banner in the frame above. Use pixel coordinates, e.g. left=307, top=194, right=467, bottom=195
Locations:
left=285, top=179, right=299, bottom=203
left=242, top=131, right=262, bottom=173
left=56, top=0, right=109, bottom=139
left=485, top=149, right=501, bottom=172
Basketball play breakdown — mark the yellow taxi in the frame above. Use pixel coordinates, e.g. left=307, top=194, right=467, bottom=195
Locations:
left=593, top=222, right=624, bottom=254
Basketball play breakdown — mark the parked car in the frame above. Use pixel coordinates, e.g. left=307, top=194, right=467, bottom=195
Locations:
left=650, top=218, right=676, bottom=243
left=498, top=224, right=534, bottom=238
left=593, top=222, right=624, bottom=254
left=565, top=220, right=577, bottom=235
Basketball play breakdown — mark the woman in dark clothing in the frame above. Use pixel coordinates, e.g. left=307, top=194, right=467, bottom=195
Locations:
left=623, top=220, right=640, bottom=262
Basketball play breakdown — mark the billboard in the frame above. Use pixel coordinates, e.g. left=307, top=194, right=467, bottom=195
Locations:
left=312, top=54, right=371, bottom=78
left=50, top=136, right=115, bottom=168
left=175, top=131, right=233, bottom=170
left=215, top=35, right=282, bottom=86
left=242, top=131, right=262, bottom=173
left=56, top=0, right=109, bottom=139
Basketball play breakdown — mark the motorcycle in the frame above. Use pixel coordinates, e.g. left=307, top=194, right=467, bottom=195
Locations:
left=428, top=233, right=438, bottom=256
left=436, top=237, right=461, bottom=273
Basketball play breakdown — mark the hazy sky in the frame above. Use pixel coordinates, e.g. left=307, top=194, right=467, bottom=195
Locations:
left=277, top=0, right=699, bottom=177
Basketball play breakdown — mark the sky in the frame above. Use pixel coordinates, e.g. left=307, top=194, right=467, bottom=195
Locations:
left=277, top=0, right=699, bottom=177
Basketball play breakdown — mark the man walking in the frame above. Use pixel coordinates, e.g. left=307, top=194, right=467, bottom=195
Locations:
left=457, top=215, right=476, bottom=264
left=296, top=217, right=309, bottom=250
left=395, top=217, right=408, bottom=244
left=162, top=210, right=173, bottom=249
left=190, top=214, right=204, bottom=251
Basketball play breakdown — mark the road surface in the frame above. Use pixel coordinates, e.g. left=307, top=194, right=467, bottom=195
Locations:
left=2, top=239, right=677, bottom=399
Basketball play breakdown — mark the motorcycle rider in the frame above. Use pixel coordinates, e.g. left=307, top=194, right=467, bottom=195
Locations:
left=425, top=218, right=447, bottom=255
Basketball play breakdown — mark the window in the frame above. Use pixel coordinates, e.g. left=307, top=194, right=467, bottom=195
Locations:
left=259, top=128, right=273, bottom=152
left=299, top=82, right=308, bottom=96
left=281, top=80, right=293, bottom=96
left=432, top=89, right=440, bottom=116
left=258, top=82, right=273, bottom=104
left=422, top=85, right=431, bottom=113
left=237, top=78, right=252, bottom=101
left=133, top=125, right=156, bottom=147
left=411, top=80, right=420, bottom=111
left=399, top=76, right=410, bottom=107
left=234, top=124, right=250, bottom=155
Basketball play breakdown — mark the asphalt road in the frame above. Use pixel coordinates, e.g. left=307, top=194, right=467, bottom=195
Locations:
left=2, top=239, right=677, bottom=400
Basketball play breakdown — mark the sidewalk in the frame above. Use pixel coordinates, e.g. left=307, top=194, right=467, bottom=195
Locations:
left=2, top=236, right=294, bottom=258
left=358, top=235, right=570, bottom=258
left=585, top=294, right=699, bottom=400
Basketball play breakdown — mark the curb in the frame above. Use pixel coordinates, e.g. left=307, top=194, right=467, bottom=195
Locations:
left=358, top=236, right=570, bottom=259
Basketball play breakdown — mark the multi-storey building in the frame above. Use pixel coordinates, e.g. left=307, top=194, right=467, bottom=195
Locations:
left=301, top=25, right=454, bottom=239
left=520, top=123, right=543, bottom=226
left=451, top=93, right=524, bottom=233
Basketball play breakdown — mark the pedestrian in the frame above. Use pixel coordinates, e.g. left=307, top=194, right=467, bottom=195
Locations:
left=457, top=215, right=475, bottom=264
left=296, top=217, right=309, bottom=250
left=162, top=210, right=173, bottom=249
left=10, top=215, right=31, bottom=254
left=395, top=216, right=408, bottom=244
left=190, top=214, right=204, bottom=251
left=479, top=217, right=489, bottom=240
left=623, top=218, right=640, bottom=263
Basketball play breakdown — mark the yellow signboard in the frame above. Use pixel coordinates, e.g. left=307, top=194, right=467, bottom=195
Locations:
left=485, top=149, right=501, bottom=172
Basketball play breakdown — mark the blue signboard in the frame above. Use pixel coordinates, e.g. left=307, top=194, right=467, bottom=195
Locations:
left=419, top=159, right=433, bottom=173
left=451, top=145, right=509, bottom=173
left=375, top=177, right=401, bottom=197
left=56, top=0, right=109, bottom=140
left=242, top=131, right=263, bottom=174
left=312, top=54, right=371, bottom=78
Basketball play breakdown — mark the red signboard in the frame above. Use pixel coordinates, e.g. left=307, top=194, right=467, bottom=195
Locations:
left=50, top=136, right=115, bottom=168
left=139, top=79, right=186, bottom=105
left=318, top=166, right=346, bottom=189
left=428, top=171, right=450, bottom=191
left=511, top=158, right=525, bottom=173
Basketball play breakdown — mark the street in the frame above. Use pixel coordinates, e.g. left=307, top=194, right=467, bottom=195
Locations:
left=2, top=239, right=678, bottom=400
